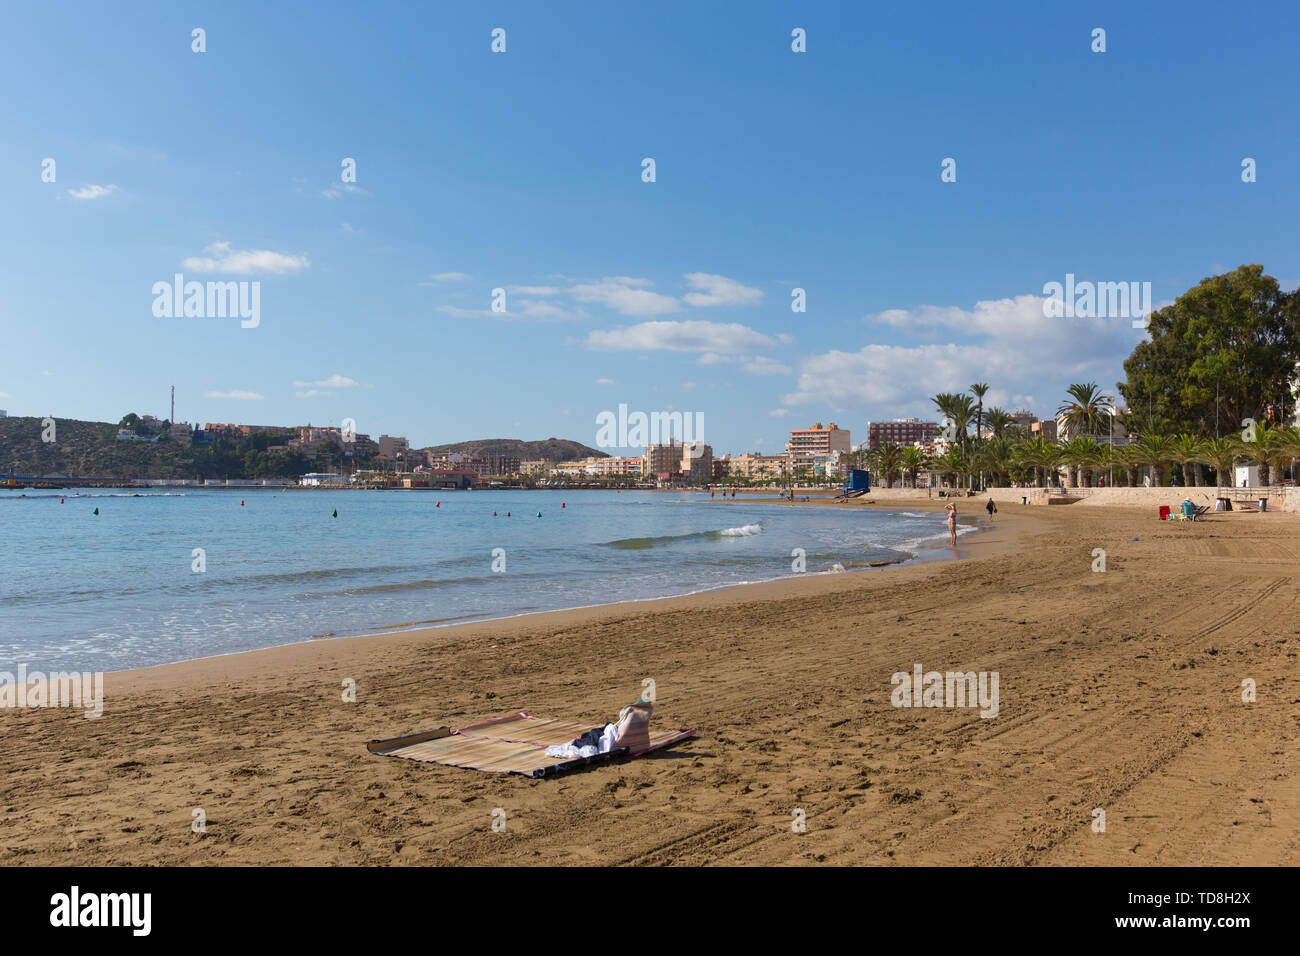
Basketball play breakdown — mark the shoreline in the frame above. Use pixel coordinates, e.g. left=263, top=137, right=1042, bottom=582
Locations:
left=96, top=497, right=1006, bottom=686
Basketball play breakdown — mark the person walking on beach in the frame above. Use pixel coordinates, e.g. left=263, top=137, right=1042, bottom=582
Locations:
left=985, top=496, right=997, bottom=521
left=946, top=503, right=957, bottom=546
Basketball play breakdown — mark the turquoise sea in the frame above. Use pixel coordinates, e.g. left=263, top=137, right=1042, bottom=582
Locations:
left=0, top=489, right=973, bottom=673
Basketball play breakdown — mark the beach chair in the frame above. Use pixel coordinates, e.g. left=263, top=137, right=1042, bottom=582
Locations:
left=1192, top=504, right=1209, bottom=520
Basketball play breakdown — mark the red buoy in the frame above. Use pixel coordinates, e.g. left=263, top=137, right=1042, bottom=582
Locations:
left=241, top=500, right=245, bottom=506
left=436, top=501, right=441, bottom=508
left=562, top=502, right=566, bottom=508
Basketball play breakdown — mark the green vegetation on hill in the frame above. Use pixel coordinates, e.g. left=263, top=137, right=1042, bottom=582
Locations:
left=421, top=437, right=608, bottom=461
left=1, top=417, right=610, bottom=480
left=0, top=417, right=320, bottom=480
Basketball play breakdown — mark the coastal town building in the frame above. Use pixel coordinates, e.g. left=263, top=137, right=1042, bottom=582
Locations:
left=1011, top=409, right=1036, bottom=432
left=594, top=456, right=643, bottom=477
left=377, top=435, right=410, bottom=459
left=681, top=441, right=713, bottom=482
left=865, top=418, right=937, bottom=451
left=787, top=422, right=851, bottom=458
left=727, top=453, right=787, bottom=480
left=644, top=440, right=686, bottom=479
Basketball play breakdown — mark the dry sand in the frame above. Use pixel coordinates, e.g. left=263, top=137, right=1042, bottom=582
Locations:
left=2, top=499, right=1296, bottom=865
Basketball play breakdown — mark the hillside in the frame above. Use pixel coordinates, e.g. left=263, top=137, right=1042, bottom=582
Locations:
left=420, top=437, right=608, bottom=461
left=0, top=417, right=321, bottom=480
left=0, top=418, right=611, bottom=479
left=0, top=417, right=204, bottom=479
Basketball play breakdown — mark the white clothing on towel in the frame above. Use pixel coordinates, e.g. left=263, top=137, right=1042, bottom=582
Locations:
left=544, top=723, right=620, bottom=760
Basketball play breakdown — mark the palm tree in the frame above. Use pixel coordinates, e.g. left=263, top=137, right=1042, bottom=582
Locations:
left=984, top=407, right=1014, bottom=440
left=1132, top=434, right=1178, bottom=487
left=1278, top=426, right=1300, bottom=484
left=1199, top=437, right=1241, bottom=489
left=1241, top=424, right=1289, bottom=487
left=977, top=436, right=1015, bottom=487
left=1014, top=436, right=1051, bottom=488
left=1060, top=436, right=1104, bottom=487
left=1057, top=383, right=1113, bottom=440
left=876, top=441, right=903, bottom=488
left=932, top=448, right=965, bottom=489
left=1110, top=445, right=1140, bottom=487
left=931, top=392, right=976, bottom=457
left=899, top=446, right=927, bottom=488
left=1168, top=434, right=1206, bottom=487
left=970, top=383, right=989, bottom=444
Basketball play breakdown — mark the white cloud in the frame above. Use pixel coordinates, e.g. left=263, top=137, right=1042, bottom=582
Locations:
left=769, top=408, right=790, bottom=417
left=430, top=272, right=471, bottom=282
left=205, top=389, right=263, bottom=400
left=517, top=299, right=583, bottom=320
left=682, top=273, right=763, bottom=307
left=509, top=285, right=562, bottom=296
left=783, top=293, right=1138, bottom=416
left=595, top=378, right=615, bottom=385
left=571, top=277, right=680, bottom=316
left=292, top=374, right=367, bottom=389
left=182, top=241, right=310, bottom=275
left=585, top=320, right=780, bottom=353
left=66, top=184, right=118, bottom=200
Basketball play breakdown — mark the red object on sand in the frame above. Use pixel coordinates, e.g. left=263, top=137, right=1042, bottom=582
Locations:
left=1158, top=505, right=1170, bottom=520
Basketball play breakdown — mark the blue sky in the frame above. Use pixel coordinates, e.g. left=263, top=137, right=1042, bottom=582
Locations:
left=2, top=1, right=1297, bottom=454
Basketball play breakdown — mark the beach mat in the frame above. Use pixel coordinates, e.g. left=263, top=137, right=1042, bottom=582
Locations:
left=366, top=711, right=696, bottom=778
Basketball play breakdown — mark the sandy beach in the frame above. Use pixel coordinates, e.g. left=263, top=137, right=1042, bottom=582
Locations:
left=2, top=498, right=1295, bottom=866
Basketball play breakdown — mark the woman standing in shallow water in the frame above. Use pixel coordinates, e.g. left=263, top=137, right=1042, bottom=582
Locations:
left=946, top=503, right=957, bottom=546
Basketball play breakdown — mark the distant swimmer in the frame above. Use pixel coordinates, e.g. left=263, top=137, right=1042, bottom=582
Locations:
left=332, top=509, right=338, bottom=518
